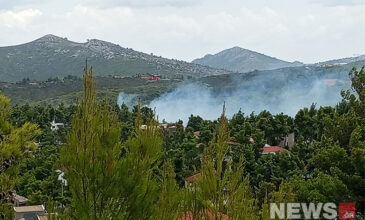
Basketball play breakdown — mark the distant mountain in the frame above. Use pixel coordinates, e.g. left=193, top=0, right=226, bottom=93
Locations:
left=316, top=54, right=365, bottom=66
left=199, top=59, right=365, bottom=92
left=0, top=34, right=231, bottom=82
left=192, top=47, right=303, bottom=73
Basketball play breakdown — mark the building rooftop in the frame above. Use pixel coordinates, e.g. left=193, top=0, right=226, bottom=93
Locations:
left=13, top=193, right=28, bottom=204
left=14, top=205, right=45, bottom=213
left=262, top=145, right=286, bottom=154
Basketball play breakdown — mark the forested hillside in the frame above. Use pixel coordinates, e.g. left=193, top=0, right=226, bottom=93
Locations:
left=0, top=75, right=179, bottom=106
left=1, top=59, right=364, bottom=108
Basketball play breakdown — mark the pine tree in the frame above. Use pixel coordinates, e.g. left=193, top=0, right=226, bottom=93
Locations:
left=154, top=160, right=182, bottom=220
left=0, top=93, right=41, bottom=219
left=197, top=105, right=258, bottom=219
left=61, top=61, right=121, bottom=219
left=111, top=102, right=163, bottom=219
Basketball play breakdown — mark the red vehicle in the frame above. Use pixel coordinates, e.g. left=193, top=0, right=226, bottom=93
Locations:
left=141, top=75, right=161, bottom=81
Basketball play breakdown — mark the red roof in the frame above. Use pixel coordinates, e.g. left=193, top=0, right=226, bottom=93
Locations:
left=262, top=145, right=286, bottom=154
left=179, top=210, right=228, bottom=220
left=193, top=131, right=200, bottom=136
left=184, top=173, right=201, bottom=182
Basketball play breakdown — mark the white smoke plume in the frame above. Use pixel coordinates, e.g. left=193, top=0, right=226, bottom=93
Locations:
left=118, top=72, right=351, bottom=123
left=117, top=92, right=137, bottom=107
left=148, top=80, right=349, bottom=123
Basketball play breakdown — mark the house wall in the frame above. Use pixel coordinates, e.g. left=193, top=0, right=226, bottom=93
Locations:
left=15, top=211, right=46, bottom=220
left=279, top=133, right=295, bottom=149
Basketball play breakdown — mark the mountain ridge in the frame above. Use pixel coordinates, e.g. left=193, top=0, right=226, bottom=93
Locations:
left=193, top=46, right=305, bottom=73
left=316, top=54, right=365, bottom=65
left=0, top=34, right=232, bottom=82
left=1, top=35, right=365, bottom=83
left=1, top=37, right=365, bottom=107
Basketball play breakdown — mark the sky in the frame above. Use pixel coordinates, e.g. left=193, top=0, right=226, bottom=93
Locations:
left=1, top=0, right=365, bottom=63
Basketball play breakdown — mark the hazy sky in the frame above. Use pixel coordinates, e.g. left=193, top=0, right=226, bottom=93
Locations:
left=1, top=0, right=365, bottom=63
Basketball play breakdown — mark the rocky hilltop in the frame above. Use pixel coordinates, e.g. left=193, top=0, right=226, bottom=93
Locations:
left=0, top=34, right=231, bottom=82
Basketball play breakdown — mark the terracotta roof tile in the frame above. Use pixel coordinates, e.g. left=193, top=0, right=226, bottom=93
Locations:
left=262, top=145, right=286, bottom=153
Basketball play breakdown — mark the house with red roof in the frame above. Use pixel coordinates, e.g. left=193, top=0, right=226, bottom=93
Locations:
left=262, top=144, right=286, bottom=155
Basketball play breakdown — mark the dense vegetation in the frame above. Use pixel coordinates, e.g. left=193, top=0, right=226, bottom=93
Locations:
left=0, top=75, right=180, bottom=106
left=0, top=64, right=364, bottom=219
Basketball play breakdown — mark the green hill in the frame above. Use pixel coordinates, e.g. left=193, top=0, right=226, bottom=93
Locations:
left=0, top=75, right=180, bottom=106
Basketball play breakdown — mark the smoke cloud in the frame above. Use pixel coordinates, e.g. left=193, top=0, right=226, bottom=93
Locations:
left=150, top=71, right=350, bottom=123
left=118, top=70, right=351, bottom=124
left=117, top=92, right=137, bottom=107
